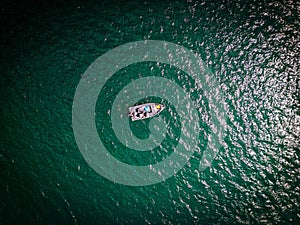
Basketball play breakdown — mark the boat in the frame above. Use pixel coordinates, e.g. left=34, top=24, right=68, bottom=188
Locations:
left=128, top=103, right=165, bottom=121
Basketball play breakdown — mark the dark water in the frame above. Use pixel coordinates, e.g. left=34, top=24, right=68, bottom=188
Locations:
left=1, top=0, right=299, bottom=224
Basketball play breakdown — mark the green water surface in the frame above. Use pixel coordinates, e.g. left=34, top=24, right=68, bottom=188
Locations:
left=1, top=0, right=299, bottom=224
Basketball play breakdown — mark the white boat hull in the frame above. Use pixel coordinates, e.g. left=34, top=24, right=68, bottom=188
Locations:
left=128, top=103, right=165, bottom=121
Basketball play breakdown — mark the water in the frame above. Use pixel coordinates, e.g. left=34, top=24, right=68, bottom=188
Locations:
left=1, top=0, right=299, bottom=224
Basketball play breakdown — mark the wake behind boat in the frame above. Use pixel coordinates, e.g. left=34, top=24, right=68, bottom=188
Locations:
left=129, top=103, right=165, bottom=121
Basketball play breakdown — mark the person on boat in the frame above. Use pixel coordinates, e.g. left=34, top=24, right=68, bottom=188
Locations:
left=134, top=107, right=144, bottom=118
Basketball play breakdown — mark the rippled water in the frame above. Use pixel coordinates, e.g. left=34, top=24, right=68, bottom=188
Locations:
left=1, top=0, right=299, bottom=224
